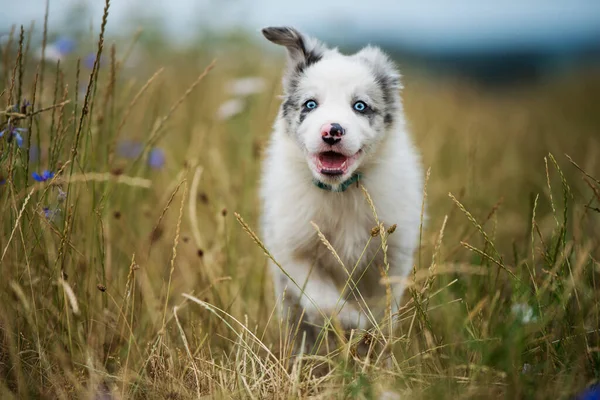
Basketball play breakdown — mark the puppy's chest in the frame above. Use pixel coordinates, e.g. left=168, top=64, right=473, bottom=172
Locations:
left=293, top=194, right=381, bottom=273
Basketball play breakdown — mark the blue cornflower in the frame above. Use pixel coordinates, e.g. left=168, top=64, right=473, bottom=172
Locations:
left=43, top=206, right=60, bottom=221
left=20, top=99, right=31, bottom=113
left=577, top=384, right=600, bottom=400
left=56, top=187, right=67, bottom=202
left=84, top=53, right=103, bottom=69
left=0, top=125, right=27, bottom=148
left=148, top=148, right=165, bottom=169
left=29, top=144, right=40, bottom=163
left=54, top=36, right=76, bottom=55
left=12, top=99, right=31, bottom=113
left=117, top=140, right=143, bottom=159
left=10, top=99, right=30, bottom=114
left=32, top=170, right=54, bottom=182
left=14, top=132, right=23, bottom=147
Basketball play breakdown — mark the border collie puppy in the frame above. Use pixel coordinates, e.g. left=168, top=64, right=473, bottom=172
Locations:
left=260, top=27, right=423, bottom=350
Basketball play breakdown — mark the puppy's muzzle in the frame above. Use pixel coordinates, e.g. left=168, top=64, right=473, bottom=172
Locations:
left=321, top=122, right=345, bottom=146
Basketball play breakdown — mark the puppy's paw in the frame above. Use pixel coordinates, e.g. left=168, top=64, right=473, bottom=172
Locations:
left=336, top=306, right=369, bottom=333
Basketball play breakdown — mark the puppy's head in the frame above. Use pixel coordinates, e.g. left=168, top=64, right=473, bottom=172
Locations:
left=263, top=26, right=402, bottom=187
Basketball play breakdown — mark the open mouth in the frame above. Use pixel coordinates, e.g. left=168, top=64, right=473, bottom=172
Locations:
left=316, top=151, right=350, bottom=176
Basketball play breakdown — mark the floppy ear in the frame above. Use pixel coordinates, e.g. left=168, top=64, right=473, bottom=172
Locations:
left=262, top=26, right=326, bottom=71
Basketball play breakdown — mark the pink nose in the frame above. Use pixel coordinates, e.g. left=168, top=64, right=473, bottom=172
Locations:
left=321, top=122, right=345, bottom=145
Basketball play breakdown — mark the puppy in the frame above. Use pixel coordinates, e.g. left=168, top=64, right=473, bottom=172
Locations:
left=260, top=27, right=423, bottom=351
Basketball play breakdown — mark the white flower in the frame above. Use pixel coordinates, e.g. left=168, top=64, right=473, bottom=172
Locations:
left=226, top=77, right=267, bottom=97
left=36, top=44, right=64, bottom=63
left=511, top=303, right=537, bottom=323
left=217, top=98, right=245, bottom=120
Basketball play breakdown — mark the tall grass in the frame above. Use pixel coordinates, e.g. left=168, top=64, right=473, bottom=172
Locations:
left=1, top=6, right=600, bottom=399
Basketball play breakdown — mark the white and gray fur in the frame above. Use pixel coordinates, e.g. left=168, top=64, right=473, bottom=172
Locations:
left=260, top=27, right=424, bottom=349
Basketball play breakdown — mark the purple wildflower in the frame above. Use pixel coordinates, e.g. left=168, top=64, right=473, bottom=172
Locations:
left=10, top=99, right=30, bottom=113
left=57, top=187, right=67, bottom=202
left=43, top=206, right=60, bottom=221
left=32, top=170, right=54, bottom=182
left=0, top=124, right=27, bottom=147
left=12, top=99, right=31, bottom=114
left=54, top=37, right=76, bottom=55
left=0, top=177, right=5, bottom=186
left=20, top=99, right=31, bottom=114
left=117, top=140, right=143, bottom=159
left=29, top=144, right=40, bottom=163
left=148, top=148, right=165, bottom=169
left=84, top=53, right=103, bottom=69
left=14, top=132, right=24, bottom=147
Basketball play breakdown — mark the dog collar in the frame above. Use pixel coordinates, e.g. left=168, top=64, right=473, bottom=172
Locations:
left=312, top=173, right=362, bottom=193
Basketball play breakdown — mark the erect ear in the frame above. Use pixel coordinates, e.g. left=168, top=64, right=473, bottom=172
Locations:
left=355, top=45, right=402, bottom=90
left=262, top=26, right=326, bottom=70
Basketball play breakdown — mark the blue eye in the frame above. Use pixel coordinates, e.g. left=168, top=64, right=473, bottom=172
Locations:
left=353, top=101, right=368, bottom=112
left=304, top=100, right=318, bottom=110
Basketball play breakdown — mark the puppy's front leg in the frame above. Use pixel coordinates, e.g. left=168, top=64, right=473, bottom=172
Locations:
left=271, top=258, right=366, bottom=348
left=387, top=248, right=416, bottom=323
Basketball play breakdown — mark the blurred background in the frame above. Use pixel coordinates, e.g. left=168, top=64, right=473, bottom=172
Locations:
left=2, top=0, right=600, bottom=84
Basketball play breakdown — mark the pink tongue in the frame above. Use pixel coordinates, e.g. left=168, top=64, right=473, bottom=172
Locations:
left=319, top=152, right=347, bottom=169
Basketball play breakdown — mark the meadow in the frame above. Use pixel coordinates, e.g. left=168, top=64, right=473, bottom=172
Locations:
left=1, top=5, right=600, bottom=399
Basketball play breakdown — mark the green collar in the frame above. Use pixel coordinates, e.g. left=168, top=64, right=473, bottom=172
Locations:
left=313, top=173, right=362, bottom=192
